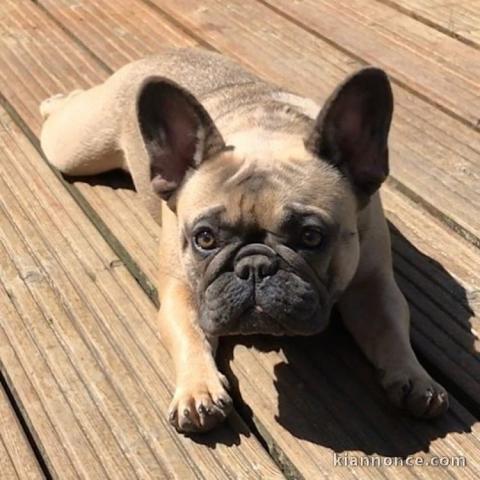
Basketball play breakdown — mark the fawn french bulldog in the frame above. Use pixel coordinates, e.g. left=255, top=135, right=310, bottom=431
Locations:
left=40, top=47, right=448, bottom=433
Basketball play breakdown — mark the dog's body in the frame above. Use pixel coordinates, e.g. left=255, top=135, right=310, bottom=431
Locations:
left=40, top=48, right=448, bottom=432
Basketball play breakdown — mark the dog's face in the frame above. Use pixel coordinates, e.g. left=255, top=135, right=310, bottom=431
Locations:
left=176, top=138, right=359, bottom=336
left=137, top=67, right=393, bottom=336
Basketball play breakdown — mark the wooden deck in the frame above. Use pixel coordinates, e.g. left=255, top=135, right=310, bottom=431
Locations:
left=0, top=0, right=479, bottom=478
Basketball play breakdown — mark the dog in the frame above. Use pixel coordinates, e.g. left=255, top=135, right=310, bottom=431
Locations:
left=40, top=47, right=448, bottom=433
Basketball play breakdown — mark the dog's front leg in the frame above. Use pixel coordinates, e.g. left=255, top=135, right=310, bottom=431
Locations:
left=338, top=271, right=449, bottom=418
left=159, top=280, right=232, bottom=432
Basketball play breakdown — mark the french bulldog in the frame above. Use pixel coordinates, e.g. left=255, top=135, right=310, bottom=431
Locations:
left=40, top=47, right=448, bottom=433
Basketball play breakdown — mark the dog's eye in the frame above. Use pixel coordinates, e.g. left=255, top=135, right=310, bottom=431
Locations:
left=300, top=227, right=323, bottom=248
left=194, top=228, right=217, bottom=250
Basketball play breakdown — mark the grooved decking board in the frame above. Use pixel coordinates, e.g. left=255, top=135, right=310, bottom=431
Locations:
left=2, top=1, right=478, bottom=478
left=259, top=0, right=480, bottom=130
left=11, top=0, right=480, bottom=478
left=0, top=384, right=44, bottom=479
left=0, top=107, right=282, bottom=478
left=222, top=331, right=480, bottom=480
left=43, top=0, right=480, bottom=408
left=381, top=0, right=480, bottom=48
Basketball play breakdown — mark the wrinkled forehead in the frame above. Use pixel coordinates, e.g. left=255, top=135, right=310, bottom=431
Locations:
left=177, top=148, right=352, bottom=230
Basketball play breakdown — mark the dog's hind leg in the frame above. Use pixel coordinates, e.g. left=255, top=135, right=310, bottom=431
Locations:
left=39, top=84, right=126, bottom=176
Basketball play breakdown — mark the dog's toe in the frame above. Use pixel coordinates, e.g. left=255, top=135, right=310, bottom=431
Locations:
left=168, top=375, right=232, bottom=433
left=405, top=382, right=449, bottom=419
left=195, top=394, right=230, bottom=430
left=385, top=371, right=449, bottom=419
left=39, top=90, right=85, bottom=119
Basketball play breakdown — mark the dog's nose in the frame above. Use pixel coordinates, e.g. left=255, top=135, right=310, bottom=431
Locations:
left=235, top=255, right=279, bottom=280
left=234, top=244, right=278, bottom=281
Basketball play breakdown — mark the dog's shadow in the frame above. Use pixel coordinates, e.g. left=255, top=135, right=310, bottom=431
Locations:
left=218, top=224, right=478, bottom=457
left=63, top=170, right=136, bottom=190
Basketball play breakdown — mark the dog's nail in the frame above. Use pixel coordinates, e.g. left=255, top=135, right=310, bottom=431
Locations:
left=424, top=389, right=433, bottom=399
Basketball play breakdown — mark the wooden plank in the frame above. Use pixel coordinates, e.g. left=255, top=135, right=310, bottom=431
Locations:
left=0, top=107, right=283, bottom=478
left=384, top=187, right=480, bottom=397
left=381, top=0, right=480, bottom=48
left=223, top=331, right=480, bottom=480
left=22, top=0, right=480, bottom=478
left=2, top=2, right=476, bottom=478
left=259, top=0, right=480, bottom=130
left=0, top=384, right=44, bottom=479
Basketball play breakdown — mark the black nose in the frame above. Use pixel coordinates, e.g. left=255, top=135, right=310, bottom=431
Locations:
left=234, top=244, right=279, bottom=281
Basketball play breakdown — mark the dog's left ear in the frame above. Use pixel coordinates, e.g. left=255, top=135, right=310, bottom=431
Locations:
left=137, top=77, right=225, bottom=201
left=305, top=67, right=393, bottom=196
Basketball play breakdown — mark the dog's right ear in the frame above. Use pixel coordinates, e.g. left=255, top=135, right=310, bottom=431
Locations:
left=305, top=67, right=393, bottom=197
left=137, top=77, right=225, bottom=201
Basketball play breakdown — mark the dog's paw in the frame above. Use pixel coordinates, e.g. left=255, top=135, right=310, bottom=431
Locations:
left=168, top=372, right=232, bottom=433
left=383, top=369, right=449, bottom=419
left=39, top=90, right=84, bottom=119
left=40, top=94, right=66, bottom=119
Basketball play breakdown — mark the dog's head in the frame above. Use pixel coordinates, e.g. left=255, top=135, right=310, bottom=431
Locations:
left=137, top=67, right=393, bottom=336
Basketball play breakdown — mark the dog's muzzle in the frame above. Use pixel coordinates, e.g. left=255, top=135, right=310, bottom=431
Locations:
left=199, top=243, right=329, bottom=336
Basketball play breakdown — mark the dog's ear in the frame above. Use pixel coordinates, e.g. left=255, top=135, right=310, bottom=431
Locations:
left=305, top=67, right=393, bottom=196
left=137, top=78, right=225, bottom=201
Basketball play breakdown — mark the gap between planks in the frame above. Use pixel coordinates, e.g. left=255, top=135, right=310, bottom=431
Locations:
left=378, top=0, right=480, bottom=50
left=257, top=0, right=480, bottom=131
left=2, top=1, right=480, bottom=476
left=0, top=373, right=46, bottom=480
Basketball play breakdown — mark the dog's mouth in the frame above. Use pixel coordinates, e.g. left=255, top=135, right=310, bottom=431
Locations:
left=198, top=269, right=330, bottom=336
left=201, top=300, right=330, bottom=337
